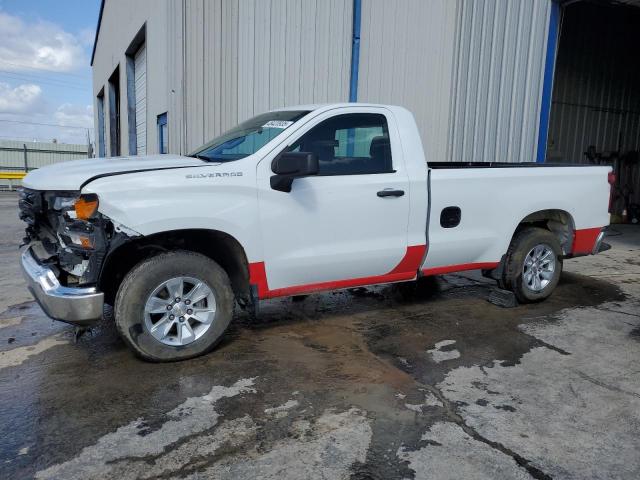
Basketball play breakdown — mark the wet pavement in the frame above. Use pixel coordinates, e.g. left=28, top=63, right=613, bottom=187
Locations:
left=1, top=191, right=639, bottom=480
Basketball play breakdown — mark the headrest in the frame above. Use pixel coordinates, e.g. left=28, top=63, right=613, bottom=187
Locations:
left=370, top=136, right=391, bottom=158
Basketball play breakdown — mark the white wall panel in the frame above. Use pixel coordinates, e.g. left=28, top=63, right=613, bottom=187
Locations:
left=92, top=0, right=169, bottom=156
left=185, top=0, right=205, bottom=150
left=168, top=0, right=352, bottom=154
left=358, top=0, right=458, bottom=164
left=448, top=0, right=551, bottom=163
left=237, top=0, right=255, bottom=123
left=97, top=0, right=552, bottom=162
left=167, top=0, right=185, bottom=154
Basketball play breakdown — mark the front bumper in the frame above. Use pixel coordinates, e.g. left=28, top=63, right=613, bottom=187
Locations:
left=20, top=247, right=104, bottom=326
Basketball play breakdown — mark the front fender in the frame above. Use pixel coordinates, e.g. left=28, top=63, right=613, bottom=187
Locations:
left=83, top=163, right=262, bottom=263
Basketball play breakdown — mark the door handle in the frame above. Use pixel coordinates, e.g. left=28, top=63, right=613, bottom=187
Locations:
left=377, top=189, right=405, bottom=198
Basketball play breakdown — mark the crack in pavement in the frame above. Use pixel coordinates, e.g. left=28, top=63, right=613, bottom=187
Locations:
left=594, top=306, right=640, bottom=318
left=416, top=382, right=551, bottom=480
left=573, top=370, right=640, bottom=400
left=34, top=378, right=258, bottom=480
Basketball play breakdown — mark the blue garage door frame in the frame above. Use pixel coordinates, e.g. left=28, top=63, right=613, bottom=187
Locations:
left=536, top=1, right=561, bottom=163
left=349, top=0, right=362, bottom=102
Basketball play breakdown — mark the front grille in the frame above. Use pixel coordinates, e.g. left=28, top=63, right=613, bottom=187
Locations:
left=17, top=187, right=49, bottom=247
left=18, top=188, right=43, bottom=226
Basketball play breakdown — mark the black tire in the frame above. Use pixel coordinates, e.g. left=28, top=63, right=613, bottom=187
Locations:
left=114, top=250, right=234, bottom=362
left=502, top=227, right=563, bottom=303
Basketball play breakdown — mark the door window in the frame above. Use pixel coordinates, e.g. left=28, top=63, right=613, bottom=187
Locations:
left=287, top=113, right=393, bottom=175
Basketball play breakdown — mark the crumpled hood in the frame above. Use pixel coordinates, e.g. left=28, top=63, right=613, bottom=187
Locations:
left=22, top=154, right=205, bottom=191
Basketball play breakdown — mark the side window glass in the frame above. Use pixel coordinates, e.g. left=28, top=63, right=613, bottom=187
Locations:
left=287, top=113, right=393, bottom=175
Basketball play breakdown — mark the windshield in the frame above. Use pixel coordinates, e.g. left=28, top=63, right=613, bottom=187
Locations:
left=189, top=110, right=310, bottom=162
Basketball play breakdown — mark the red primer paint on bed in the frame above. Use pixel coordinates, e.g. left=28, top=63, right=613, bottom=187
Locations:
left=571, top=227, right=602, bottom=255
left=249, top=244, right=426, bottom=299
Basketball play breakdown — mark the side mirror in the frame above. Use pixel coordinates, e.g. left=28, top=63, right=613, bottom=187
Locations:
left=270, top=152, right=319, bottom=192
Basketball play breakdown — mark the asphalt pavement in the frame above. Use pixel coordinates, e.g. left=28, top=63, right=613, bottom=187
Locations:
left=1, top=191, right=639, bottom=480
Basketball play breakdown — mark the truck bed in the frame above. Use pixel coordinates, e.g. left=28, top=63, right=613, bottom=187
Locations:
left=421, top=164, right=611, bottom=272
left=428, top=162, right=598, bottom=169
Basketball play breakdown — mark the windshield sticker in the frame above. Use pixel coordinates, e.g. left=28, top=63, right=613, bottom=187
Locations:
left=262, top=120, right=294, bottom=129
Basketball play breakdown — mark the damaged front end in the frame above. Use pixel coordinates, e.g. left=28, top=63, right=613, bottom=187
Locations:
left=20, top=189, right=112, bottom=285
left=18, top=188, right=135, bottom=325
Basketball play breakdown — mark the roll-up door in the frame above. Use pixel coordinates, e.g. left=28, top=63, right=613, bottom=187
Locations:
left=134, top=44, right=147, bottom=155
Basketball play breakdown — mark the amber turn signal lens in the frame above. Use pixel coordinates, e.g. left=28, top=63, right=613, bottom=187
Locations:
left=74, top=194, right=99, bottom=220
left=79, top=236, right=94, bottom=249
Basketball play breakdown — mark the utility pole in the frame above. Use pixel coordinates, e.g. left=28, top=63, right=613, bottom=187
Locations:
left=22, top=144, right=28, bottom=172
left=87, top=129, right=93, bottom=158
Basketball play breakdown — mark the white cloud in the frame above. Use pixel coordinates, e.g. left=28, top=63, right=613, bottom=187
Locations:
left=0, top=82, right=43, bottom=113
left=78, top=27, right=96, bottom=49
left=0, top=102, right=93, bottom=144
left=0, top=11, right=87, bottom=72
left=0, top=12, right=93, bottom=144
left=54, top=103, right=93, bottom=128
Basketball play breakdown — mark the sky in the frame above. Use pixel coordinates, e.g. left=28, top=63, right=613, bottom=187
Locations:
left=0, top=0, right=101, bottom=145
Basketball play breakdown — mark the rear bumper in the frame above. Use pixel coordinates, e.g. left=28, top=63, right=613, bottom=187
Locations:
left=20, top=247, right=104, bottom=326
left=592, top=230, right=610, bottom=254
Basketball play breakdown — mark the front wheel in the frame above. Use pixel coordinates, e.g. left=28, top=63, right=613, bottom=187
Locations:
left=114, top=251, right=234, bottom=361
left=502, top=227, right=563, bottom=303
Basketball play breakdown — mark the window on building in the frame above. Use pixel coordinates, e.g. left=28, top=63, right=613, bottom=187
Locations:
left=96, top=89, right=106, bottom=158
left=108, top=66, right=121, bottom=156
left=287, top=113, right=393, bottom=175
left=158, top=113, right=168, bottom=154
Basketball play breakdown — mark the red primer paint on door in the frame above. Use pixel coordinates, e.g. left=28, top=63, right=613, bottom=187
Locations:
left=249, top=244, right=426, bottom=299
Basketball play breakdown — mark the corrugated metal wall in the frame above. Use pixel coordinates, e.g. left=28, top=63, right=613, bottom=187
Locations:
left=0, top=141, right=89, bottom=170
left=167, top=0, right=353, bottom=154
left=547, top=2, right=640, bottom=163
left=357, top=0, right=457, bottom=164
left=167, top=0, right=184, bottom=156
left=448, top=0, right=551, bottom=163
left=102, top=0, right=557, bottom=163
left=357, top=0, right=551, bottom=164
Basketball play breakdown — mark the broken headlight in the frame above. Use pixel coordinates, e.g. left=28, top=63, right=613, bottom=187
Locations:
left=52, top=193, right=100, bottom=250
left=53, top=193, right=99, bottom=221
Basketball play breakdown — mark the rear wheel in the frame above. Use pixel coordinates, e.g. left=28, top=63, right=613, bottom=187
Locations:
left=503, top=227, right=563, bottom=303
left=115, top=251, right=234, bottom=361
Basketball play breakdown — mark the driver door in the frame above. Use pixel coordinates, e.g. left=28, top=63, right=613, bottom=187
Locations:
left=254, top=107, right=412, bottom=297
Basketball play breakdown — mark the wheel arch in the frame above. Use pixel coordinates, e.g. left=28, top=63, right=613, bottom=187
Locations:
left=511, top=209, right=576, bottom=255
left=99, top=228, right=251, bottom=306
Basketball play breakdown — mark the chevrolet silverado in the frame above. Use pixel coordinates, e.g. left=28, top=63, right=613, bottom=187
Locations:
left=19, top=103, right=611, bottom=361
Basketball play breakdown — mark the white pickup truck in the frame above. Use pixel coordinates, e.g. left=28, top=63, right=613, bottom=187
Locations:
left=19, top=103, right=611, bottom=361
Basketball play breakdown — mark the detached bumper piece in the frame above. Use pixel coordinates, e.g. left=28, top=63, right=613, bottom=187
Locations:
left=20, top=247, right=104, bottom=326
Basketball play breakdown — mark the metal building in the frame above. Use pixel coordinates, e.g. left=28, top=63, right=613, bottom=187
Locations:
left=91, top=0, right=640, bottom=175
